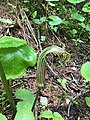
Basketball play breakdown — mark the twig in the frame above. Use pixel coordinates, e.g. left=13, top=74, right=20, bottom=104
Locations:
left=21, top=10, right=38, bottom=45
left=67, top=89, right=90, bottom=117
left=46, top=61, right=58, bottom=76
left=37, top=28, right=42, bottom=51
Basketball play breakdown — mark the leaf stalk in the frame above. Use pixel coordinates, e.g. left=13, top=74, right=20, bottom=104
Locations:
left=0, top=62, right=16, bottom=115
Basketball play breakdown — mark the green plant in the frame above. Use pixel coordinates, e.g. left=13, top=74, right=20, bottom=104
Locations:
left=39, top=109, right=64, bottom=120
left=81, top=61, right=90, bottom=82
left=0, top=113, right=7, bottom=120
left=67, top=0, right=85, bottom=4
left=85, top=97, right=90, bottom=107
left=80, top=61, right=90, bottom=107
left=0, top=43, right=70, bottom=119
left=0, top=36, right=37, bottom=114
left=33, top=15, right=62, bottom=33
left=22, top=0, right=90, bottom=44
left=82, top=2, right=90, bottom=13
left=32, top=45, right=70, bottom=111
left=14, top=88, right=35, bottom=120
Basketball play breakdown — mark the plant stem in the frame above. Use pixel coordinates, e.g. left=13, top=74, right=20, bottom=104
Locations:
left=32, top=86, right=42, bottom=111
left=0, top=62, right=16, bottom=115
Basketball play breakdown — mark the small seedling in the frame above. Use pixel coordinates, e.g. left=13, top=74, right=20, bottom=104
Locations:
left=39, top=109, right=64, bottom=120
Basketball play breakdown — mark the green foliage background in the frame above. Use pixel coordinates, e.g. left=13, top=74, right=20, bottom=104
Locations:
left=23, top=0, right=90, bottom=44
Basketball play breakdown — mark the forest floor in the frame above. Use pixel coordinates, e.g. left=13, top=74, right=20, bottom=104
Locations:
left=0, top=2, right=90, bottom=120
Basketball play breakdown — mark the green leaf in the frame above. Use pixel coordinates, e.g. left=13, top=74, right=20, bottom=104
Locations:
left=0, top=18, right=15, bottom=24
left=15, top=88, right=35, bottom=103
left=46, top=0, right=59, bottom=1
left=71, top=12, right=85, bottom=22
left=53, top=112, right=64, bottom=120
left=67, top=0, right=85, bottom=4
left=33, top=17, right=47, bottom=25
left=0, top=45, right=37, bottom=79
left=0, top=113, right=7, bottom=120
left=82, top=2, right=90, bottom=13
left=15, top=88, right=35, bottom=111
left=40, top=17, right=47, bottom=23
left=48, top=16, right=62, bottom=26
left=80, top=62, right=90, bottom=82
left=16, top=101, right=33, bottom=111
left=79, top=23, right=90, bottom=31
left=33, top=19, right=41, bottom=24
left=85, top=97, right=90, bottom=107
left=51, top=26, right=58, bottom=32
left=57, top=79, right=67, bottom=89
left=39, top=110, right=53, bottom=118
left=0, top=36, right=26, bottom=48
left=32, top=11, right=37, bottom=18
left=70, top=29, right=77, bottom=35
left=14, top=109, right=34, bottom=120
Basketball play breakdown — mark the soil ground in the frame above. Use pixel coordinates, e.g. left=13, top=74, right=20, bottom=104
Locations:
left=0, top=1, right=90, bottom=120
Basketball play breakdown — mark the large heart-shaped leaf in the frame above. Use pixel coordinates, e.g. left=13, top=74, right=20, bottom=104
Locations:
left=80, top=61, right=90, bottom=82
left=0, top=36, right=26, bottom=48
left=0, top=113, right=7, bottom=120
left=0, top=45, right=37, bottom=79
left=67, top=0, right=85, bottom=4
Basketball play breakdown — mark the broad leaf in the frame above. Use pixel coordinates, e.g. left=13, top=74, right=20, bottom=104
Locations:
left=0, top=36, right=26, bottom=48
left=14, top=109, right=34, bottom=120
left=16, top=101, right=33, bottom=111
left=15, top=88, right=35, bottom=110
left=15, top=88, right=35, bottom=104
left=67, top=0, right=85, bottom=4
left=39, top=110, right=53, bottom=118
left=53, top=112, right=64, bottom=120
left=85, top=97, right=90, bottom=107
left=80, top=62, right=90, bottom=82
left=71, top=12, right=85, bottom=22
left=48, top=16, right=62, bottom=26
left=0, top=113, right=7, bottom=120
left=82, top=2, right=90, bottom=13
left=0, top=45, right=37, bottom=79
